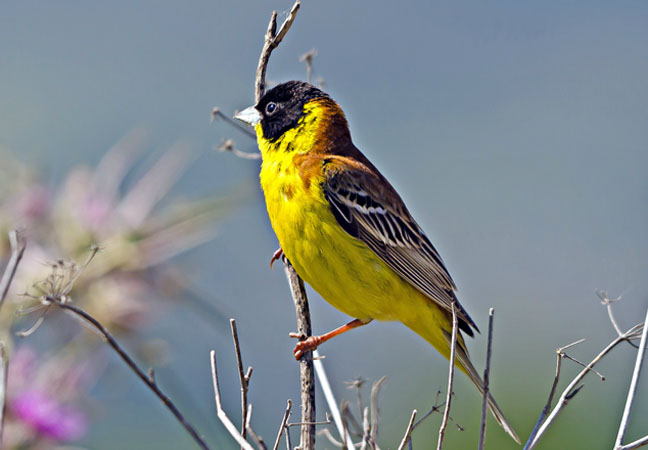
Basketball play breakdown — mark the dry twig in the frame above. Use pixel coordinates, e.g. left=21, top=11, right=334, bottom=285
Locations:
left=230, top=319, right=253, bottom=447
left=397, top=409, right=417, bottom=450
left=525, top=323, right=644, bottom=449
left=0, top=230, right=26, bottom=441
left=614, top=309, right=648, bottom=450
left=210, top=350, right=255, bottom=450
left=436, top=302, right=458, bottom=450
left=272, top=400, right=292, bottom=450
left=51, top=299, right=210, bottom=449
left=478, top=308, right=495, bottom=450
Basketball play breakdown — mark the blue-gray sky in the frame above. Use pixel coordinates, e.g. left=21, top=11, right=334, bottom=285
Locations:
left=2, top=1, right=647, bottom=448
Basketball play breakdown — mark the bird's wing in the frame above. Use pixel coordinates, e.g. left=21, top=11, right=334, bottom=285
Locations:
left=322, top=158, right=478, bottom=335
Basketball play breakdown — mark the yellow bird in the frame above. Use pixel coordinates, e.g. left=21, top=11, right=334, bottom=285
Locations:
left=235, top=80, right=520, bottom=443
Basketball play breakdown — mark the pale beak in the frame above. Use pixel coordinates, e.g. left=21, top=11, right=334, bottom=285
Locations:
left=233, top=106, right=261, bottom=126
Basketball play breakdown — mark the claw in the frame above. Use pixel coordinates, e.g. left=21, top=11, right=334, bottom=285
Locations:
left=290, top=333, right=322, bottom=360
left=270, top=247, right=284, bottom=269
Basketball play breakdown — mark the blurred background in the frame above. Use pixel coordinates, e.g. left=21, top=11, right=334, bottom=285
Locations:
left=1, top=1, right=647, bottom=449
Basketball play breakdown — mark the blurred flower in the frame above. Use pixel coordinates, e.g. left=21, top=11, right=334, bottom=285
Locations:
left=0, top=130, right=236, bottom=448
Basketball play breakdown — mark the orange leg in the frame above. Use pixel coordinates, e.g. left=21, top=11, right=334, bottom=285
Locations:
left=270, top=247, right=284, bottom=269
left=290, top=318, right=372, bottom=360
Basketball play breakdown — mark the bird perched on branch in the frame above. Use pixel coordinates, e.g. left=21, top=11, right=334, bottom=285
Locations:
left=235, top=80, right=520, bottom=443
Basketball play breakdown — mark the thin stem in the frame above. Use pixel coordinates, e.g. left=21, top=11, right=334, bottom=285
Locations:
left=615, top=309, right=648, bottom=449
left=527, top=323, right=643, bottom=449
left=478, top=308, right=495, bottom=450
left=437, top=302, right=458, bottom=450
left=0, top=230, right=26, bottom=309
left=210, top=350, right=255, bottom=450
left=283, top=260, right=316, bottom=449
left=313, top=350, right=356, bottom=446
left=272, top=400, right=292, bottom=450
left=397, top=410, right=417, bottom=450
left=230, top=319, right=251, bottom=447
left=52, top=300, right=209, bottom=449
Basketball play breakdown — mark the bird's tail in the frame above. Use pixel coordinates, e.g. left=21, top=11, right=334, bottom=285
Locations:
left=453, top=341, right=521, bottom=444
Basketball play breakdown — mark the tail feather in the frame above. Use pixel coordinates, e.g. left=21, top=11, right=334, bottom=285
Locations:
left=455, top=344, right=521, bottom=444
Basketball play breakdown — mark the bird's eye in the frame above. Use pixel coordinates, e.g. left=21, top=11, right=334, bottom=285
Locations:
left=265, top=102, right=277, bottom=115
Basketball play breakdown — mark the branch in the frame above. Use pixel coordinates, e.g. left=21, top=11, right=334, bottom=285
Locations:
left=210, top=350, right=255, bottom=450
left=313, top=350, right=357, bottom=446
left=478, top=308, right=495, bottom=450
left=614, top=309, right=648, bottom=449
left=526, top=323, right=643, bottom=449
left=230, top=319, right=253, bottom=448
left=272, top=400, right=292, bottom=450
left=283, top=260, right=316, bottom=449
left=254, top=1, right=301, bottom=103
left=0, top=229, right=26, bottom=310
left=437, top=302, right=458, bottom=450
left=397, top=409, right=417, bottom=450
left=0, top=230, right=26, bottom=441
left=50, top=299, right=210, bottom=449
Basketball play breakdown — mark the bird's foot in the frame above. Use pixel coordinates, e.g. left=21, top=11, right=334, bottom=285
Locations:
left=270, top=247, right=284, bottom=269
left=289, top=332, right=322, bottom=360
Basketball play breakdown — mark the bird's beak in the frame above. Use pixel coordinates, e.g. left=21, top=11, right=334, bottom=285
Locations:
left=233, top=106, right=261, bottom=126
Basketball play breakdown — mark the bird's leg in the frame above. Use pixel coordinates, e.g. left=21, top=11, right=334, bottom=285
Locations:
left=270, top=247, right=284, bottom=269
left=290, top=318, right=372, bottom=360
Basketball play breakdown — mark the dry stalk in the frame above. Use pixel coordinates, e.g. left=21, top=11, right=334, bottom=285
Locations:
left=436, top=302, right=458, bottom=450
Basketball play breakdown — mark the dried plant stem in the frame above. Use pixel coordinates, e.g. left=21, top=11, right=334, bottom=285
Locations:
left=478, top=308, right=495, bottom=450
left=313, top=350, right=356, bottom=446
left=614, top=309, right=648, bottom=450
left=397, top=409, right=417, bottom=450
left=0, top=230, right=26, bottom=442
left=245, top=405, right=268, bottom=450
left=283, top=260, right=316, bottom=449
left=526, top=323, right=644, bottom=449
left=230, top=319, right=253, bottom=447
left=272, top=400, right=292, bottom=450
left=0, top=230, right=26, bottom=309
left=53, top=300, right=209, bottom=450
left=210, top=350, right=255, bottom=450
left=254, top=1, right=301, bottom=103
left=437, top=302, right=458, bottom=450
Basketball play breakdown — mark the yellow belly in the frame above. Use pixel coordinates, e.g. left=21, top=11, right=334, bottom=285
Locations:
left=259, top=158, right=450, bottom=338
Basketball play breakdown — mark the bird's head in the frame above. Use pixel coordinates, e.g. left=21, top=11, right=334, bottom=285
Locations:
left=234, top=81, right=350, bottom=152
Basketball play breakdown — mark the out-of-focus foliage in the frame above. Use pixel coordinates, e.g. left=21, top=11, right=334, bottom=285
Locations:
left=0, top=131, right=230, bottom=448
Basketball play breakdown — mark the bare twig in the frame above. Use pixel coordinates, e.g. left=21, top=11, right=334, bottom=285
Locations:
left=254, top=1, right=301, bottom=103
left=212, top=108, right=257, bottom=138
left=299, top=49, right=317, bottom=84
left=245, top=405, right=268, bottom=450
left=283, top=260, right=316, bottom=449
left=614, top=309, right=648, bottom=449
left=210, top=350, right=255, bottom=450
left=47, top=299, right=210, bottom=449
left=619, top=435, right=648, bottom=450
left=313, top=350, right=356, bottom=446
left=272, top=400, right=292, bottom=450
left=437, top=302, right=458, bottom=450
left=0, top=343, right=7, bottom=443
left=216, top=139, right=261, bottom=160
left=0, top=230, right=26, bottom=310
left=360, top=406, right=370, bottom=450
left=598, top=290, right=639, bottom=349
left=397, top=410, right=417, bottom=450
left=230, top=319, right=252, bottom=447
left=0, top=230, right=26, bottom=442
left=526, top=323, right=643, bottom=449
left=369, top=376, right=387, bottom=445
left=250, top=3, right=313, bottom=447
left=478, top=308, right=495, bottom=450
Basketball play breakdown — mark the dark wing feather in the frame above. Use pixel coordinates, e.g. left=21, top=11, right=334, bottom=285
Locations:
left=323, top=164, right=479, bottom=336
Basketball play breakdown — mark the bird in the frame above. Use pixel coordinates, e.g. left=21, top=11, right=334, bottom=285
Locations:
left=234, top=80, right=520, bottom=443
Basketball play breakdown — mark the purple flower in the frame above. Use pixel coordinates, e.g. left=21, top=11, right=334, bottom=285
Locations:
left=11, top=390, right=87, bottom=441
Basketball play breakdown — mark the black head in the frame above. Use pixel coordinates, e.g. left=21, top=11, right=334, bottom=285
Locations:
left=256, top=81, right=329, bottom=141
